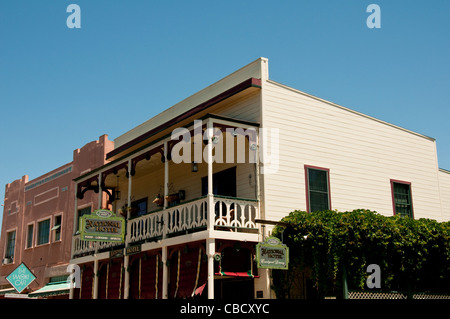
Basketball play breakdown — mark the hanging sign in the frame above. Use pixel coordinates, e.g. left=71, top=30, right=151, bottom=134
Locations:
left=256, top=237, right=289, bottom=270
left=6, top=263, right=36, bottom=293
left=80, top=209, right=125, bottom=243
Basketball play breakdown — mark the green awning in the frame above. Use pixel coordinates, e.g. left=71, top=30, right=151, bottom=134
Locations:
left=28, top=281, right=70, bottom=298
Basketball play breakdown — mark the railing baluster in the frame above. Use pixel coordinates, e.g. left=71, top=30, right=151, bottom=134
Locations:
left=73, top=196, right=259, bottom=257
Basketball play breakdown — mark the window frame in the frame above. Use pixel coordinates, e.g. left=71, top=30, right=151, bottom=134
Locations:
left=76, top=205, right=92, bottom=233
left=5, top=229, right=17, bottom=261
left=390, top=179, right=414, bottom=218
left=52, top=214, right=63, bottom=242
left=36, top=217, right=52, bottom=246
left=26, top=222, right=35, bottom=249
left=305, top=165, right=331, bottom=213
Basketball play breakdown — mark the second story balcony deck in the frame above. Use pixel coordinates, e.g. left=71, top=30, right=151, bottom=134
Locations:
left=71, top=114, right=262, bottom=261
left=73, top=194, right=259, bottom=258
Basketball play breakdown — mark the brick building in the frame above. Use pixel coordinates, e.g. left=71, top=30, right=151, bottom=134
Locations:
left=0, top=135, right=113, bottom=298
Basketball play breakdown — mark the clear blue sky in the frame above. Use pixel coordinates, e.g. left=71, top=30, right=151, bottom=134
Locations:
left=1, top=0, right=449, bottom=223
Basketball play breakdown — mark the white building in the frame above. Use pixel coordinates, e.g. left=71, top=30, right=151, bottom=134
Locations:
left=70, top=57, right=450, bottom=300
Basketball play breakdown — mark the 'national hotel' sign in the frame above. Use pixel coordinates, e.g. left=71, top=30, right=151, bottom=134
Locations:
left=80, top=209, right=125, bottom=243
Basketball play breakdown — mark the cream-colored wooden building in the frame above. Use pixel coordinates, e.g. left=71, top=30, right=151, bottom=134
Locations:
left=70, top=58, right=450, bottom=300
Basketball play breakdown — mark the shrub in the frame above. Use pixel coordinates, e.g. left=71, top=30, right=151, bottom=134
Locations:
left=271, top=209, right=450, bottom=298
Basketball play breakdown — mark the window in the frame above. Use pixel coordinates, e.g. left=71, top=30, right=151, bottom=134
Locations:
left=130, top=198, right=147, bottom=218
left=77, top=206, right=91, bottom=232
left=26, top=224, right=34, bottom=248
left=391, top=180, right=413, bottom=218
left=37, top=219, right=51, bottom=245
left=53, top=215, right=62, bottom=241
left=305, top=166, right=331, bottom=212
left=6, top=231, right=16, bottom=260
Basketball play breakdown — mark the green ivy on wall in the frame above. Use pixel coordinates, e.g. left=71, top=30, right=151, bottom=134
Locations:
left=271, top=209, right=450, bottom=299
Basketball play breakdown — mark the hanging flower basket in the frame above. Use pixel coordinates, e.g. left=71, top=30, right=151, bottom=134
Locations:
left=153, top=194, right=164, bottom=207
left=165, top=193, right=179, bottom=204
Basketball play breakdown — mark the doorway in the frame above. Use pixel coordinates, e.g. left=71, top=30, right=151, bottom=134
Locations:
left=201, top=166, right=236, bottom=197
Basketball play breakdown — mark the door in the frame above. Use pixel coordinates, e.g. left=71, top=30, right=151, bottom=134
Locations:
left=201, top=166, right=236, bottom=197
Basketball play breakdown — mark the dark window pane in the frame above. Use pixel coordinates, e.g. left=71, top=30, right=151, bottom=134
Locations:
left=307, top=168, right=330, bottom=212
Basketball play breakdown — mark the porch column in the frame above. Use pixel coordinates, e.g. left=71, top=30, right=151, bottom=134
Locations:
left=206, top=119, right=214, bottom=231
left=206, top=238, right=215, bottom=299
left=69, top=182, right=79, bottom=299
left=97, top=173, right=102, bottom=209
left=162, top=246, right=168, bottom=299
left=163, top=141, right=169, bottom=210
left=124, top=158, right=132, bottom=299
left=93, top=259, right=99, bottom=299
left=206, top=120, right=215, bottom=298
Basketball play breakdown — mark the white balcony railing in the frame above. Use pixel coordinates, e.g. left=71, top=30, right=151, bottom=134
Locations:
left=72, top=195, right=259, bottom=258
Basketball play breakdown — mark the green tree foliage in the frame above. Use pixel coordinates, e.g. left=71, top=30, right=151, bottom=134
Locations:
left=271, top=209, right=450, bottom=298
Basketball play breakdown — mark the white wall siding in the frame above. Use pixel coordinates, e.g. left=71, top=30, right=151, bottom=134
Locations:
left=213, top=90, right=261, bottom=124
left=439, top=169, right=450, bottom=221
left=262, top=80, right=444, bottom=222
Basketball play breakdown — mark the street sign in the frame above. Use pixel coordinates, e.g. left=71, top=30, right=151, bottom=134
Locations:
left=80, top=209, right=125, bottom=243
left=6, top=263, right=36, bottom=293
left=256, top=237, right=289, bottom=270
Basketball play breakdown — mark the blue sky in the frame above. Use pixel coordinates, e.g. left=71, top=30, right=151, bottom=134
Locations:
left=1, top=1, right=449, bottom=224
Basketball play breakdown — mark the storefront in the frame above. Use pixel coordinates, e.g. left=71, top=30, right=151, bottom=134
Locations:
left=71, top=239, right=258, bottom=299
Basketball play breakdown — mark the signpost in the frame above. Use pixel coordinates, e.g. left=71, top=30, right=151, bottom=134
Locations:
left=256, top=237, right=289, bottom=270
left=80, top=209, right=125, bottom=243
left=6, top=263, right=36, bottom=293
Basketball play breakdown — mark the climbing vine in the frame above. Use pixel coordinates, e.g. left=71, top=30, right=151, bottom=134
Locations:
left=271, top=209, right=450, bottom=299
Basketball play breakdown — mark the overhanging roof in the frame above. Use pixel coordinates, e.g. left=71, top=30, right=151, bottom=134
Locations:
left=106, top=77, right=261, bottom=160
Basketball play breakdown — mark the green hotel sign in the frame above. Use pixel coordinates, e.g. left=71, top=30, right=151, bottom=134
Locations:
left=256, top=237, right=289, bottom=270
left=80, top=209, right=125, bottom=243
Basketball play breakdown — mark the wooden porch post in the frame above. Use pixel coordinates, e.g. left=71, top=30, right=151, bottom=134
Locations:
left=162, top=246, right=168, bottom=299
left=164, top=141, right=169, bottom=210
left=70, top=182, right=79, bottom=299
left=206, top=119, right=215, bottom=299
left=207, top=119, right=214, bottom=231
left=124, top=158, right=132, bottom=299
left=93, top=259, right=99, bottom=299
left=207, top=238, right=215, bottom=299
left=97, top=173, right=102, bottom=209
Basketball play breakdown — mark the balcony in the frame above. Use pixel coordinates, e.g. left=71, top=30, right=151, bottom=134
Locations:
left=72, top=195, right=259, bottom=258
left=72, top=115, right=262, bottom=261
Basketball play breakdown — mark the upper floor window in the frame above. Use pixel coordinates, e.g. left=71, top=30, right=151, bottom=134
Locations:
left=76, top=206, right=92, bottom=232
left=37, top=219, right=51, bottom=245
left=5, top=230, right=16, bottom=260
left=53, top=215, right=62, bottom=242
left=305, top=165, right=331, bottom=212
left=26, top=224, right=34, bottom=249
left=391, top=180, right=413, bottom=218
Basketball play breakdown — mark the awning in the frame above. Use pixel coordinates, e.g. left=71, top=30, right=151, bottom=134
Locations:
left=215, top=271, right=259, bottom=278
left=0, top=288, right=16, bottom=295
left=28, top=281, right=70, bottom=298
